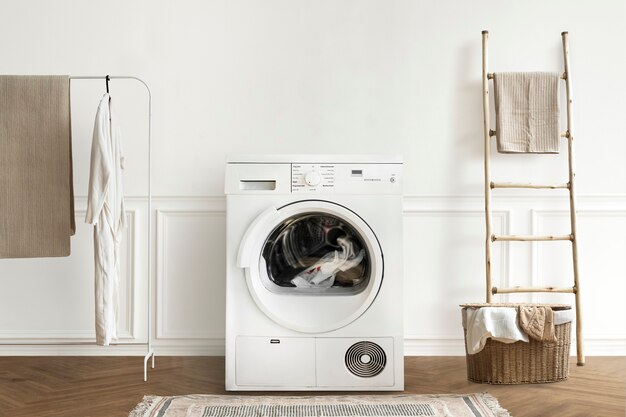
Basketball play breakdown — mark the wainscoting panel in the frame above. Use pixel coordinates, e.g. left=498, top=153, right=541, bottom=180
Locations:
left=0, top=205, right=137, bottom=343
left=1, top=195, right=625, bottom=356
left=533, top=209, right=626, bottom=341
left=155, top=209, right=226, bottom=341
left=403, top=209, right=509, bottom=341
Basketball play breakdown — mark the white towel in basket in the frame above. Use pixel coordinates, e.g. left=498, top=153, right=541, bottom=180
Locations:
left=464, top=307, right=529, bottom=354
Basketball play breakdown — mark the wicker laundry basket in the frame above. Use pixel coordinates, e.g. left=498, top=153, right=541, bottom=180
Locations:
left=461, top=303, right=572, bottom=384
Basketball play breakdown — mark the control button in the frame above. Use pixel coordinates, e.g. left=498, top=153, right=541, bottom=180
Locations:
left=390, top=177, right=396, bottom=183
left=304, top=171, right=322, bottom=186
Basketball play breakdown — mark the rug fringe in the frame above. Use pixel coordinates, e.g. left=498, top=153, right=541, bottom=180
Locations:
left=128, top=395, right=158, bottom=417
left=479, top=392, right=512, bottom=417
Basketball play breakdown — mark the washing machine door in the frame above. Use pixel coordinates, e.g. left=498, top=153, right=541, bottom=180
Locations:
left=238, top=200, right=384, bottom=333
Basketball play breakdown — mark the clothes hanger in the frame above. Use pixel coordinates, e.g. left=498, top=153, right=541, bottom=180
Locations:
left=105, top=75, right=111, bottom=118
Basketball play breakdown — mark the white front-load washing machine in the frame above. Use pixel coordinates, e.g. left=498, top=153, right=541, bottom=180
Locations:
left=225, top=155, right=403, bottom=391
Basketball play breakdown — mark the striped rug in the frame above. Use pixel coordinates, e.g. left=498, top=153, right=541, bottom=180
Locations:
left=129, top=393, right=511, bottom=417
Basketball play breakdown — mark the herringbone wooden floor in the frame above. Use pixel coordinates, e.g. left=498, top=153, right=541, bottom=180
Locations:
left=0, top=356, right=624, bottom=417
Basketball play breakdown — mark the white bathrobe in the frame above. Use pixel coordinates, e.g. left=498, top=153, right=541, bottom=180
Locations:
left=86, top=93, right=126, bottom=346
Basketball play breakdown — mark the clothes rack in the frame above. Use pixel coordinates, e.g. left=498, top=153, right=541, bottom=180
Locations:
left=0, top=75, right=155, bottom=381
left=482, top=31, right=585, bottom=366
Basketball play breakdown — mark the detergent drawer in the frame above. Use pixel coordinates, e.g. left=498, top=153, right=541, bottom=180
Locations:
left=235, top=336, right=315, bottom=387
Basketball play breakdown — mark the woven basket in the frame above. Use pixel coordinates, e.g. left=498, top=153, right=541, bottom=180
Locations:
left=461, top=304, right=571, bottom=384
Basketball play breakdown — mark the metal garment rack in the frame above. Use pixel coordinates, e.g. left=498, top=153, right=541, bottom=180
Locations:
left=72, top=76, right=156, bottom=381
left=0, top=75, right=155, bottom=381
left=481, top=31, right=585, bottom=366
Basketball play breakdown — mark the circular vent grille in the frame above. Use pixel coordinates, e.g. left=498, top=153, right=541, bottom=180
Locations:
left=345, top=341, right=386, bottom=378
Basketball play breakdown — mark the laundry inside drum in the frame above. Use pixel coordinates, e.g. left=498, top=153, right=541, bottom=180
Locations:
left=261, top=213, right=371, bottom=292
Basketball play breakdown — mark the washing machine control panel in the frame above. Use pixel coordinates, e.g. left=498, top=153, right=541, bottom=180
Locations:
left=292, top=164, right=336, bottom=192
left=291, top=163, right=401, bottom=193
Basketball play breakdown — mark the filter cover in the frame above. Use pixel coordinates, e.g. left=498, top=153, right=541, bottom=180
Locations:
left=345, top=341, right=386, bottom=377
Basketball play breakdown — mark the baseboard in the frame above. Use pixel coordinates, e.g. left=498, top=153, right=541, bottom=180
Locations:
left=0, top=344, right=150, bottom=356
left=403, top=338, right=466, bottom=356
left=152, top=344, right=225, bottom=356
left=583, top=338, right=626, bottom=356
left=403, top=337, right=626, bottom=356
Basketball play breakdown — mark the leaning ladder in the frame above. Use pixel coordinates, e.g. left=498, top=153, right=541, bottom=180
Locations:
left=481, top=30, right=585, bottom=366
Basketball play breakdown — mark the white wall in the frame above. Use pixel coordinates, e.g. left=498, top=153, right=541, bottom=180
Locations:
left=0, top=0, right=625, bottom=355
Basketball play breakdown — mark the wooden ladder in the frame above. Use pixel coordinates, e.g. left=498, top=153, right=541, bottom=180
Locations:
left=481, top=30, right=585, bottom=366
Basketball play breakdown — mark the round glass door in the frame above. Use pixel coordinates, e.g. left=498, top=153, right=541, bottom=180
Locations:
left=238, top=200, right=384, bottom=333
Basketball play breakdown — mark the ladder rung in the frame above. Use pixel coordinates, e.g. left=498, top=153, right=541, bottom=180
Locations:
left=493, top=286, right=576, bottom=294
left=491, top=181, right=569, bottom=189
left=489, top=129, right=569, bottom=138
left=488, top=72, right=567, bottom=80
left=492, top=234, right=573, bottom=242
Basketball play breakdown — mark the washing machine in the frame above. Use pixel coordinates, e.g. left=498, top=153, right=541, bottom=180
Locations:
left=225, top=155, right=403, bottom=391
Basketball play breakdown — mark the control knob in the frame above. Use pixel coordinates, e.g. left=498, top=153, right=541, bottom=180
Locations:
left=304, top=171, right=322, bottom=186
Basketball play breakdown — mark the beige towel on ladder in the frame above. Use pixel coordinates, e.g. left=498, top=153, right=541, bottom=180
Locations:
left=494, top=72, right=561, bottom=153
left=0, top=75, right=75, bottom=258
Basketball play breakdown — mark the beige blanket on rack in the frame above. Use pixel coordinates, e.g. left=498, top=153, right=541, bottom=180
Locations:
left=0, top=75, right=75, bottom=258
left=493, top=72, right=561, bottom=153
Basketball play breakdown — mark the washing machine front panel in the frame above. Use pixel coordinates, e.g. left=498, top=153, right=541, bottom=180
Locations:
left=238, top=200, right=384, bottom=334
left=226, top=156, right=404, bottom=391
